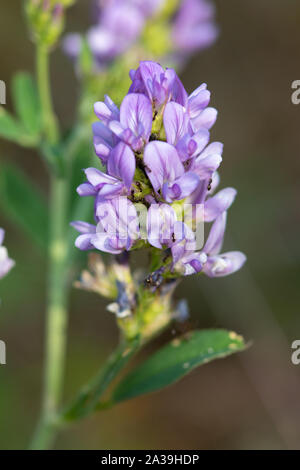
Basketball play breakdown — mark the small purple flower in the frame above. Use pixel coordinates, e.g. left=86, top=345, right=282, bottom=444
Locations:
left=190, top=141, right=223, bottom=179
left=77, top=142, right=135, bottom=200
left=93, top=197, right=140, bottom=253
left=172, top=0, right=219, bottom=54
left=72, top=197, right=140, bottom=254
left=0, top=229, right=15, bottom=280
left=187, top=83, right=218, bottom=132
left=171, top=210, right=246, bottom=277
left=92, top=121, right=118, bottom=164
left=109, top=94, right=153, bottom=151
left=147, top=204, right=181, bottom=249
left=70, top=221, right=97, bottom=251
left=64, top=1, right=218, bottom=70
left=94, top=95, right=120, bottom=125
left=163, top=101, right=213, bottom=163
left=144, top=141, right=199, bottom=202
left=129, top=61, right=188, bottom=110
left=202, top=212, right=247, bottom=277
left=87, top=0, right=145, bottom=64
left=171, top=223, right=207, bottom=276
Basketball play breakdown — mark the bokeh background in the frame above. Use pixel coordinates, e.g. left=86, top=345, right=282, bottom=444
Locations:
left=1, top=0, right=300, bottom=449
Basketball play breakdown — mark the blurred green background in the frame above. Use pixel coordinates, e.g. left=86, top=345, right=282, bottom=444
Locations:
left=1, top=0, right=300, bottom=449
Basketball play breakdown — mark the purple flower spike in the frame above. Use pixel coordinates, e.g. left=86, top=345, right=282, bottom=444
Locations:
left=0, top=229, right=15, bottom=280
left=73, top=60, right=245, bottom=280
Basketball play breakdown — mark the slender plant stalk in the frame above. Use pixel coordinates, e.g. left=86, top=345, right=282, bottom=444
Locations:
left=30, top=44, right=70, bottom=450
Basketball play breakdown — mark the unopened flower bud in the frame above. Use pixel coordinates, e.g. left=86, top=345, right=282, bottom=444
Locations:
left=25, top=0, right=75, bottom=48
left=74, top=253, right=118, bottom=299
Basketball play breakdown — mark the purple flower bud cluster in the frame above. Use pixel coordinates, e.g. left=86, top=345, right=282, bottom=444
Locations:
left=64, top=0, right=218, bottom=68
left=72, top=61, right=246, bottom=278
left=0, top=229, right=15, bottom=280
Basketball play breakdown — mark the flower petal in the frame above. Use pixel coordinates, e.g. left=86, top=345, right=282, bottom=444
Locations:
left=107, top=142, right=135, bottom=190
left=144, top=141, right=184, bottom=193
left=188, top=88, right=211, bottom=119
left=94, top=95, right=119, bottom=124
left=147, top=204, right=177, bottom=249
left=198, top=141, right=223, bottom=159
left=74, top=233, right=95, bottom=251
left=85, top=167, right=118, bottom=188
left=191, top=107, right=218, bottom=131
left=92, top=121, right=115, bottom=162
left=204, top=212, right=227, bottom=255
left=70, top=221, right=97, bottom=234
left=192, top=153, right=222, bottom=179
left=204, top=187, right=237, bottom=222
left=0, top=228, right=4, bottom=246
left=165, top=172, right=200, bottom=202
left=77, top=182, right=97, bottom=197
left=164, top=102, right=190, bottom=145
left=204, top=251, right=247, bottom=277
left=120, top=93, right=152, bottom=143
left=189, top=129, right=210, bottom=157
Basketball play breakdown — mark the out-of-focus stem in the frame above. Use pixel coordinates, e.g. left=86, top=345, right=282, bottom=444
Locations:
left=36, top=44, right=60, bottom=145
left=30, top=44, right=69, bottom=450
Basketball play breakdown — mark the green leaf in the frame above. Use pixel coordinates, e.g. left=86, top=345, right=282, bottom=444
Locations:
left=112, top=329, right=246, bottom=403
left=0, top=108, right=38, bottom=147
left=0, top=163, right=48, bottom=251
left=12, top=72, right=41, bottom=137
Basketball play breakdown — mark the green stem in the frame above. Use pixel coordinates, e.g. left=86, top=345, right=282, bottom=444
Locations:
left=36, top=44, right=59, bottom=145
left=30, top=175, right=70, bottom=450
left=30, top=44, right=69, bottom=450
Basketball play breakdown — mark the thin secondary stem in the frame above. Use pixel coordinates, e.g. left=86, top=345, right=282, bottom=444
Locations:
left=62, top=338, right=141, bottom=421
